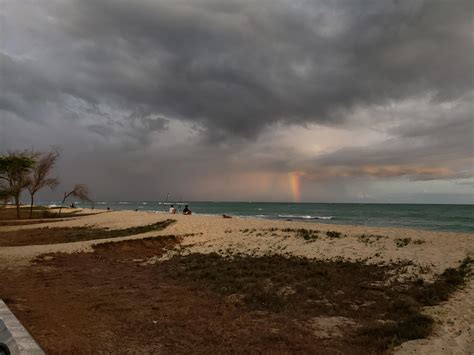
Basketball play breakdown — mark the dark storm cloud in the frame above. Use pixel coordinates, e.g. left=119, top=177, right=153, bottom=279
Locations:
left=3, top=0, right=472, bottom=139
left=0, top=53, right=58, bottom=120
left=1, top=0, right=473, bottom=202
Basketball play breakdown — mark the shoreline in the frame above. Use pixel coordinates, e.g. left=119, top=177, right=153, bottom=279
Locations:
left=69, top=202, right=474, bottom=234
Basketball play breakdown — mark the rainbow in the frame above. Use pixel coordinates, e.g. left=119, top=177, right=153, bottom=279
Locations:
left=289, top=172, right=302, bottom=202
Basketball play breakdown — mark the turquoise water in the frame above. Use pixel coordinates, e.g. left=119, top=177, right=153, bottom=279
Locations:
left=53, top=201, right=474, bottom=233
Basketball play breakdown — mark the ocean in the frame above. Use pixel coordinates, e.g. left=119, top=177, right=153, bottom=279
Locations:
left=48, top=201, right=474, bottom=233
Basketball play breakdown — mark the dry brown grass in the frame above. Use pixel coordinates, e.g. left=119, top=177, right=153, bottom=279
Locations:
left=1, top=236, right=470, bottom=353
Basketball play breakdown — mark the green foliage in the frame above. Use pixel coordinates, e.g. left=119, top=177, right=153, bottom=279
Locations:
left=0, top=152, right=37, bottom=216
left=0, top=154, right=36, bottom=179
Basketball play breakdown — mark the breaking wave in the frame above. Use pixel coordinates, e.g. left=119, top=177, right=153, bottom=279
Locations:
left=277, top=214, right=333, bottom=220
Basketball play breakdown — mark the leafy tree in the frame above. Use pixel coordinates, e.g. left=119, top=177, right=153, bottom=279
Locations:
left=58, top=184, right=92, bottom=217
left=26, top=148, right=60, bottom=218
left=0, top=152, right=36, bottom=218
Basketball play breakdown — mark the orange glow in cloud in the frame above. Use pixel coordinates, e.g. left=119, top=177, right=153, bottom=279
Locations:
left=289, top=172, right=302, bottom=202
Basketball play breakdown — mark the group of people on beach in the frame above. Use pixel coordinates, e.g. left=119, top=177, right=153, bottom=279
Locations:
left=169, top=204, right=192, bottom=215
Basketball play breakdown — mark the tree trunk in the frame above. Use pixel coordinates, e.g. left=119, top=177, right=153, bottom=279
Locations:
left=14, top=193, right=20, bottom=219
left=29, top=194, right=34, bottom=219
left=58, top=193, right=66, bottom=218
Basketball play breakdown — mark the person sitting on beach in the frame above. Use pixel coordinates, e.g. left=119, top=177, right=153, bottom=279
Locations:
left=169, top=205, right=177, bottom=214
left=222, top=214, right=232, bottom=219
left=182, top=205, right=192, bottom=215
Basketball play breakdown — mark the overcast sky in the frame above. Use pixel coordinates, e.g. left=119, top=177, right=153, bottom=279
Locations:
left=1, top=0, right=473, bottom=203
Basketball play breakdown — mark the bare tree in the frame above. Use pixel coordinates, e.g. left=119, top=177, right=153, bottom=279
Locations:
left=58, top=184, right=92, bottom=217
left=26, top=149, right=60, bottom=218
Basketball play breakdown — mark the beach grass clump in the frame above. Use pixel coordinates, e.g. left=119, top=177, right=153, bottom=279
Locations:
left=295, top=228, right=319, bottom=241
left=357, top=234, right=386, bottom=245
left=326, top=230, right=342, bottom=238
left=395, top=237, right=411, bottom=247
left=240, top=228, right=257, bottom=235
left=0, top=219, right=176, bottom=246
left=278, top=228, right=320, bottom=241
left=395, top=237, right=425, bottom=248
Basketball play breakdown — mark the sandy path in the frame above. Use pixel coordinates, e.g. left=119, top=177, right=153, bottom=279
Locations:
left=394, top=278, right=474, bottom=354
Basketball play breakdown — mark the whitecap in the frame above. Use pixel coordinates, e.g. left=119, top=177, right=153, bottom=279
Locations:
left=278, top=214, right=333, bottom=220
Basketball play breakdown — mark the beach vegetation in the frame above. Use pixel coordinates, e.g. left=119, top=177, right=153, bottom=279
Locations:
left=1, top=147, right=94, bottom=220
left=297, top=228, right=319, bottom=240
left=162, top=253, right=472, bottom=352
left=58, top=184, right=92, bottom=217
left=278, top=227, right=320, bottom=240
left=357, top=234, right=386, bottom=245
left=0, top=151, right=36, bottom=218
left=0, top=206, right=101, bottom=223
left=410, top=257, right=472, bottom=306
left=326, top=230, right=342, bottom=238
left=26, top=148, right=60, bottom=219
left=3, top=236, right=471, bottom=353
left=359, top=256, right=472, bottom=349
left=395, top=237, right=425, bottom=248
left=395, top=237, right=411, bottom=247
